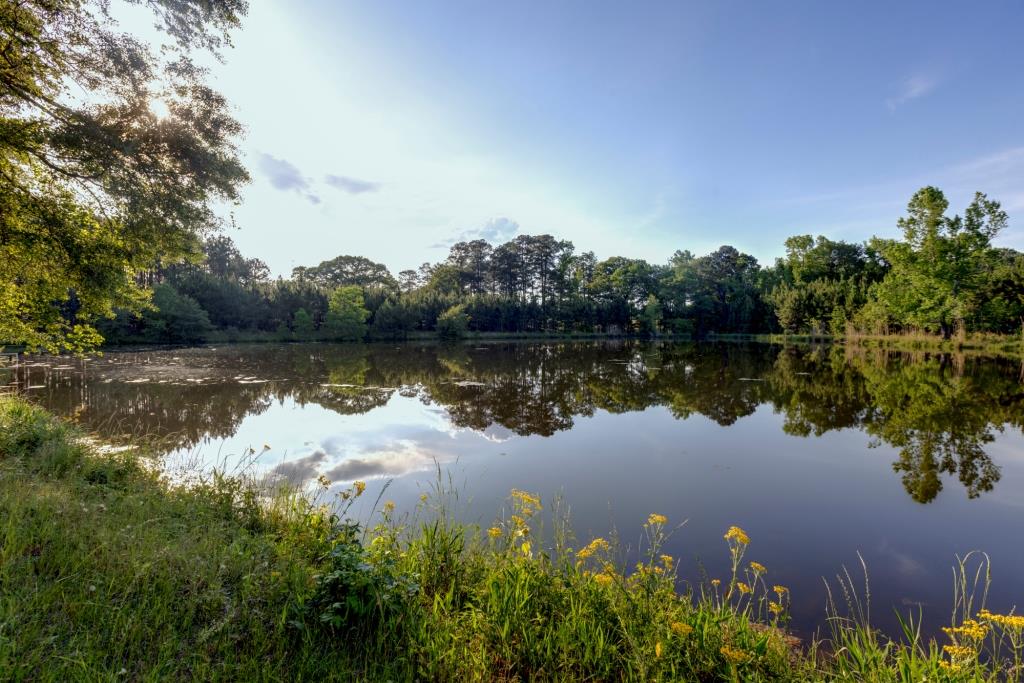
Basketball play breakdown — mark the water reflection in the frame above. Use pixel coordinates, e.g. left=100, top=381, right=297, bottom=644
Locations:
left=4, top=342, right=1022, bottom=503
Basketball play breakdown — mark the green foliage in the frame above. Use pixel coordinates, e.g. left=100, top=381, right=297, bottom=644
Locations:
left=294, top=255, right=398, bottom=291
left=2, top=395, right=1023, bottom=680
left=436, top=304, right=470, bottom=339
left=371, top=298, right=418, bottom=339
left=864, top=188, right=1009, bottom=337
left=0, top=0, right=248, bottom=352
left=325, top=285, right=369, bottom=341
left=639, top=294, right=663, bottom=335
left=663, top=246, right=766, bottom=335
left=764, top=235, right=882, bottom=335
left=306, top=523, right=419, bottom=634
left=292, top=307, right=316, bottom=337
left=67, top=188, right=1023, bottom=349
left=0, top=396, right=352, bottom=680
left=140, top=283, right=213, bottom=344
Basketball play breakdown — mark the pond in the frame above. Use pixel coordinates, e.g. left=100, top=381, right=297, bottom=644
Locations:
left=5, top=340, right=1023, bottom=637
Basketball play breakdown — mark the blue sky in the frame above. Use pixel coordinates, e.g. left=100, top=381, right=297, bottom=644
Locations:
left=124, top=1, right=1024, bottom=275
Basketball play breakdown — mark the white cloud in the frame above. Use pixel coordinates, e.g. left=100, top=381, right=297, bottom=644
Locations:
left=325, top=174, right=381, bottom=194
left=886, top=74, right=939, bottom=110
left=256, top=152, right=320, bottom=205
left=431, top=216, right=520, bottom=248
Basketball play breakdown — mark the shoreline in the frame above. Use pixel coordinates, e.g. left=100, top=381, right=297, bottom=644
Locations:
left=1, top=395, right=1019, bottom=679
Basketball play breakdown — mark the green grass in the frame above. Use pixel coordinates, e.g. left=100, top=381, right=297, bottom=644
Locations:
left=1, top=396, right=1021, bottom=681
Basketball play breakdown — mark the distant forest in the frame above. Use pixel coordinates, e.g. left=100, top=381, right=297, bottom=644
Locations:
left=97, top=186, right=1023, bottom=345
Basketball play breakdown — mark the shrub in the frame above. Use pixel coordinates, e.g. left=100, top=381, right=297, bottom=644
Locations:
left=436, top=304, right=470, bottom=340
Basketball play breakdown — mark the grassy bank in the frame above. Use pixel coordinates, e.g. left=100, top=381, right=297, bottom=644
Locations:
left=1, top=396, right=1022, bottom=681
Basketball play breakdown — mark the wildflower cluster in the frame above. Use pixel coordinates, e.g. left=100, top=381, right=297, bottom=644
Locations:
left=723, top=525, right=750, bottom=601
left=575, top=536, right=617, bottom=586
left=576, top=537, right=610, bottom=561
left=942, top=619, right=989, bottom=643
left=942, top=644, right=975, bottom=662
left=338, top=479, right=367, bottom=502
left=768, top=585, right=789, bottom=619
left=979, top=609, right=1024, bottom=631
left=706, top=526, right=788, bottom=627
left=724, top=525, right=750, bottom=546
left=647, top=513, right=668, bottom=526
left=510, top=489, right=542, bottom=513
left=489, top=489, right=544, bottom=557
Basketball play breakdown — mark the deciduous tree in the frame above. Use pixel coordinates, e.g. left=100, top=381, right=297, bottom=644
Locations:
left=0, top=0, right=249, bottom=351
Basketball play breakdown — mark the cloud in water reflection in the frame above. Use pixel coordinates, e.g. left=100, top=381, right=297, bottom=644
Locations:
left=7, top=341, right=1024, bottom=504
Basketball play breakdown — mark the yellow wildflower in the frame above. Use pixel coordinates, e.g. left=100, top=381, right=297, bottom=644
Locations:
left=510, top=515, right=529, bottom=537
left=736, top=582, right=751, bottom=594
left=769, top=601, right=783, bottom=615
left=773, top=585, right=788, bottom=596
left=938, top=659, right=961, bottom=671
left=711, top=579, right=721, bottom=587
left=487, top=526, right=502, bottom=538
left=724, top=526, right=750, bottom=545
left=749, top=561, right=766, bottom=574
left=660, top=554, right=673, bottom=568
left=577, top=537, right=610, bottom=560
left=647, top=513, right=668, bottom=526
left=943, top=619, right=988, bottom=641
left=353, top=480, right=366, bottom=496
left=942, top=644, right=975, bottom=660
left=979, top=609, right=1024, bottom=630
left=316, top=474, right=331, bottom=488
left=671, top=622, right=693, bottom=636
left=593, top=573, right=614, bottom=587
left=383, top=500, right=395, bottom=513
left=520, top=540, right=531, bottom=556
left=511, top=489, right=542, bottom=511
left=420, top=493, right=428, bottom=503
left=655, top=641, right=663, bottom=658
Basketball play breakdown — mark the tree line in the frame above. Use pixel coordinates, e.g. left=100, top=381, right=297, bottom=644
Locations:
left=3, top=3, right=1020, bottom=352
left=90, top=186, right=1022, bottom=345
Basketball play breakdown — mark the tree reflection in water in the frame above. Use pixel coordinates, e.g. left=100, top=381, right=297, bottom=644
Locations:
left=8, top=342, right=1022, bottom=503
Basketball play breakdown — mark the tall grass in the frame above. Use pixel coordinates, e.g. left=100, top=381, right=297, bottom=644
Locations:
left=1, top=396, right=1021, bottom=680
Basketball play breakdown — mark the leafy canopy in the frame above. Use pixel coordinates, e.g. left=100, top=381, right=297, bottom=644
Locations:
left=865, top=187, right=1007, bottom=335
left=325, top=286, right=369, bottom=341
left=0, top=0, right=249, bottom=351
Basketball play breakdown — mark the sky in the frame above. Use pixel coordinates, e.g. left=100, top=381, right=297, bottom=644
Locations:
left=122, top=1, right=1024, bottom=277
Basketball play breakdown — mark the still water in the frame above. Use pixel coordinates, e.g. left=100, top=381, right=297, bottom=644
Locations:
left=5, top=341, right=1023, bottom=636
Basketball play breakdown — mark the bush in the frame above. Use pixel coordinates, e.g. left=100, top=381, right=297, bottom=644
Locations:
left=436, top=304, right=470, bottom=340
left=293, top=307, right=316, bottom=337
left=325, top=286, right=369, bottom=341
left=142, top=283, right=213, bottom=344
